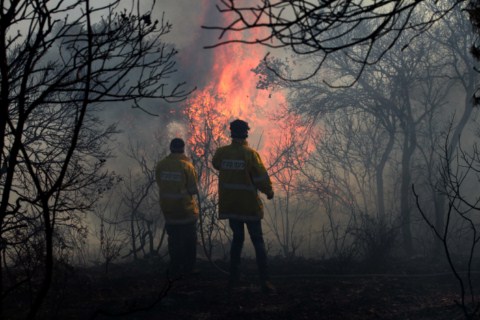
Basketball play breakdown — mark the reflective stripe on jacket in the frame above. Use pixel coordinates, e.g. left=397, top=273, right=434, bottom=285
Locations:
left=155, top=153, right=199, bottom=225
left=212, top=139, right=273, bottom=220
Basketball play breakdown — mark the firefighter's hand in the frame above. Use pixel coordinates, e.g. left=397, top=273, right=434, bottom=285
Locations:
left=267, top=191, right=274, bottom=200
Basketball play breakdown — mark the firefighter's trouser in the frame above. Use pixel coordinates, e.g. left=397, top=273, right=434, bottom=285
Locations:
left=165, top=221, right=197, bottom=275
left=228, top=219, right=268, bottom=281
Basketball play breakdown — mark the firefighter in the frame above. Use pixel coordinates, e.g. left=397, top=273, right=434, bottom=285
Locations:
left=155, top=138, right=199, bottom=276
left=212, top=119, right=276, bottom=293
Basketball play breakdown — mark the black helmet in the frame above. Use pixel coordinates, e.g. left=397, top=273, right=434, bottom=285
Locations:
left=170, top=138, right=185, bottom=153
left=230, top=119, right=250, bottom=139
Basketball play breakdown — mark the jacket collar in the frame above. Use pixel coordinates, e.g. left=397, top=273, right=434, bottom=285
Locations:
left=231, top=138, right=248, bottom=146
left=168, top=153, right=188, bottom=160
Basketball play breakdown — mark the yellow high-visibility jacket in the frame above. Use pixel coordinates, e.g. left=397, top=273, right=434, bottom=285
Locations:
left=212, top=139, right=273, bottom=221
left=155, top=153, right=199, bottom=224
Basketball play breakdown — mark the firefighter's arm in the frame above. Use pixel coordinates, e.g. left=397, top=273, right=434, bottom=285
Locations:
left=154, top=162, right=161, bottom=184
left=186, top=163, right=199, bottom=195
left=212, top=149, right=221, bottom=170
left=251, top=152, right=274, bottom=199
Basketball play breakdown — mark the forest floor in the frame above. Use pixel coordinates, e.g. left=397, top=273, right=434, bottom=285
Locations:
left=5, top=256, right=477, bottom=319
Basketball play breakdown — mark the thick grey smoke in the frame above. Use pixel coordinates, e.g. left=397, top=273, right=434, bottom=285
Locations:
left=101, top=1, right=222, bottom=169
left=157, top=0, right=220, bottom=88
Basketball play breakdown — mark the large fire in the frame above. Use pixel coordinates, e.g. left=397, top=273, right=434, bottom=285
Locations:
left=184, top=45, right=286, bottom=154
left=175, top=5, right=315, bottom=192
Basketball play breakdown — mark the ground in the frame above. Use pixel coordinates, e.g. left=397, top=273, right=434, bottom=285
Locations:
left=4, top=257, right=476, bottom=319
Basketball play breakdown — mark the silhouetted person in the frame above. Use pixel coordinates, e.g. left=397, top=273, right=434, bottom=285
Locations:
left=155, top=138, right=199, bottom=276
left=212, top=119, right=275, bottom=293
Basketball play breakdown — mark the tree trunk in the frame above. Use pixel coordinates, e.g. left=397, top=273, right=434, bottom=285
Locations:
left=27, top=204, right=54, bottom=319
left=376, top=129, right=395, bottom=219
left=131, top=211, right=138, bottom=260
left=400, top=121, right=417, bottom=256
left=433, top=76, right=475, bottom=255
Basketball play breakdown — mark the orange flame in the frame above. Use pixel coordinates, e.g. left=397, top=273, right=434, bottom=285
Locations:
left=183, top=42, right=287, bottom=153
left=181, top=7, right=315, bottom=191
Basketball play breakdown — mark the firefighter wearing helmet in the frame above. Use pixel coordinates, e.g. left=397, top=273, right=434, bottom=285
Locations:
left=212, top=119, right=275, bottom=293
left=155, top=138, right=199, bottom=276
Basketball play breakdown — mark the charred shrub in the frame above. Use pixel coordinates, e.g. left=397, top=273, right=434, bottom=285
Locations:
left=350, top=214, right=397, bottom=273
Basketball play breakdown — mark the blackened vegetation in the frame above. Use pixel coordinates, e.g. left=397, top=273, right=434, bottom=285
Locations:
left=0, top=1, right=191, bottom=319
left=1, top=257, right=470, bottom=319
left=467, top=0, right=480, bottom=104
left=204, top=0, right=464, bottom=83
left=468, top=1, right=480, bottom=60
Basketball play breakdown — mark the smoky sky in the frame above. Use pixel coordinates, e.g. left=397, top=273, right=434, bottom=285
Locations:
left=110, top=1, right=225, bottom=123
left=96, top=1, right=225, bottom=169
left=154, top=0, right=222, bottom=95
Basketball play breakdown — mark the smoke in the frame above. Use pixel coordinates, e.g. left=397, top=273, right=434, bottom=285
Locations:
left=97, top=0, right=217, bottom=170
left=158, top=0, right=219, bottom=89
left=106, top=1, right=221, bottom=147
left=102, top=1, right=312, bottom=184
left=150, top=1, right=298, bottom=155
